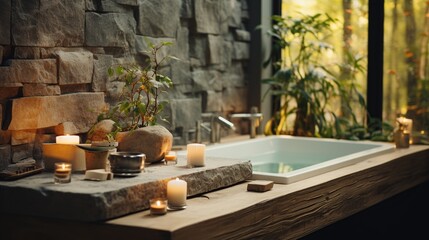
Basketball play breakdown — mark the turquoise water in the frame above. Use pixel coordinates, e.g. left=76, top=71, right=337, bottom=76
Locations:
left=249, top=152, right=328, bottom=174
left=253, top=162, right=294, bottom=173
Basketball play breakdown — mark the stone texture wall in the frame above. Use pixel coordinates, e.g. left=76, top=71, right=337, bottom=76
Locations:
left=0, top=0, right=250, bottom=168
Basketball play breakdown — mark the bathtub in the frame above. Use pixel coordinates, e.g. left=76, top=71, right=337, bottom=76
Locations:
left=201, top=135, right=395, bottom=184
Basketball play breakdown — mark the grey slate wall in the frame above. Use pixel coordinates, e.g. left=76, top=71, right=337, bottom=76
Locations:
left=0, top=0, right=250, bottom=166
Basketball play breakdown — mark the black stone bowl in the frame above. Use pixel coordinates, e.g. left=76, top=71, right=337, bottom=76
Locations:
left=108, top=152, right=146, bottom=176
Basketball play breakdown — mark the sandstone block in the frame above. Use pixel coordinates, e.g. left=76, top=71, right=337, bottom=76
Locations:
left=205, top=90, right=222, bottom=113
left=137, top=0, right=180, bottom=37
left=171, top=61, right=192, bottom=86
left=92, top=54, right=114, bottom=92
left=190, top=35, right=209, bottom=66
left=195, top=0, right=228, bottom=34
left=0, top=132, right=9, bottom=145
left=11, top=0, right=85, bottom=46
left=11, top=130, right=37, bottom=145
left=175, top=24, right=190, bottom=60
left=192, top=69, right=223, bottom=92
left=117, top=125, right=173, bottom=163
left=228, top=0, right=241, bottom=28
left=222, top=87, right=247, bottom=113
left=235, top=29, right=251, bottom=42
left=223, top=62, right=245, bottom=88
left=8, top=93, right=105, bottom=132
left=23, top=84, right=61, bottom=97
left=233, top=42, right=250, bottom=60
left=135, top=36, right=175, bottom=65
left=169, top=98, right=202, bottom=130
left=208, top=35, right=224, bottom=64
left=57, top=50, right=94, bottom=85
left=14, top=47, right=41, bottom=59
left=85, top=12, right=136, bottom=48
left=54, top=122, right=80, bottom=135
left=0, top=60, right=57, bottom=85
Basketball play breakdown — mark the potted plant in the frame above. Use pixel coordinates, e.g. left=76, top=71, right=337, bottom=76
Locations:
left=93, top=40, right=177, bottom=163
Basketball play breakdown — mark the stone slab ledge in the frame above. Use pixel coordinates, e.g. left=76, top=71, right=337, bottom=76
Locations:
left=0, top=156, right=252, bottom=222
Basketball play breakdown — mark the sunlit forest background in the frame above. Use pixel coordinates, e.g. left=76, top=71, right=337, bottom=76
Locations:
left=281, top=0, right=429, bottom=138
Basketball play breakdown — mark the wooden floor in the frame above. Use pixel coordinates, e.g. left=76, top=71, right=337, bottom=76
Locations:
left=302, top=180, right=429, bottom=239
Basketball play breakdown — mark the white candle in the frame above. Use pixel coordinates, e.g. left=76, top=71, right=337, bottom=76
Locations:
left=397, top=117, right=412, bottom=134
left=167, top=178, right=187, bottom=207
left=187, top=143, right=205, bottom=167
left=56, top=135, right=80, bottom=144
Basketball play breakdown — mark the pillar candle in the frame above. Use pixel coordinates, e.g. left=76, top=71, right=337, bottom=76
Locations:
left=167, top=178, right=187, bottom=207
left=56, top=135, right=80, bottom=144
left=187, top=143, right=205, bottom=167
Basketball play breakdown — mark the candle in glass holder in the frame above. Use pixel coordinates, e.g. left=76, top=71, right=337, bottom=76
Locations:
left=54, top=162, right=72, bottom=183
left=164, top=151, right=177, bottom=165
left=167, top=178, right=187, bottom=209
left=149, top=198, right=167, bottom=215
left=187, top=143, right=205, bottom=167
left=56, top=135, right=80, bottom=145
left=396, top=117, right=413, bottom=144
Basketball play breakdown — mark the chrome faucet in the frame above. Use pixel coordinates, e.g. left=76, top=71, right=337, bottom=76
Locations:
left=230, top=106, right=263, bottom=138
left=195, top=113, right=236, bottom=143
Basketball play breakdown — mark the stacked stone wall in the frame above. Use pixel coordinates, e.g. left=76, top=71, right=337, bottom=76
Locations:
left=0, top=0, right=250, bottom=167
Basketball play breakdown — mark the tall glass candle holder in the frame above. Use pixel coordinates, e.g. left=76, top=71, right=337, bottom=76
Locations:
left=54, top=162, right=72, bottom=184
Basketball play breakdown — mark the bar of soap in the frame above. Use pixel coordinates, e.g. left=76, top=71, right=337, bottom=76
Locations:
left=84, top=169, right=113, bottom=181
left=247, top=180, right=274, bottom=192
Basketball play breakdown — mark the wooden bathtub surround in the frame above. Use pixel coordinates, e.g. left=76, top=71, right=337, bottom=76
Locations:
left=1, top=145, right=429, bottom=240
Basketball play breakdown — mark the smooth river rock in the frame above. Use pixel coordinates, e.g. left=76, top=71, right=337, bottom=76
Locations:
left=116, top=125, right=173, bottom=163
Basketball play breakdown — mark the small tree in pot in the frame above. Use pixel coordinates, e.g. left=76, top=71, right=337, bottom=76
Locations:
left=94, top=40, right=177, bottom=163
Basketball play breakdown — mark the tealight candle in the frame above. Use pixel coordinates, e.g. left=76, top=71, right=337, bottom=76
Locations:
left=149, top=198, right=168, bottom=215
left=164, top=151, right=177, bottom=165
left=56, top=135, right=80, bottom=145
left=54, top=162, right=72, bottom=183
left=167, top=178, right=187, bottom=209
left=187, top=143, right=205, bottom=167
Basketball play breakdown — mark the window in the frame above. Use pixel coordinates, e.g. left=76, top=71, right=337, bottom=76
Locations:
left=274, top=0, right=428, bottom=141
